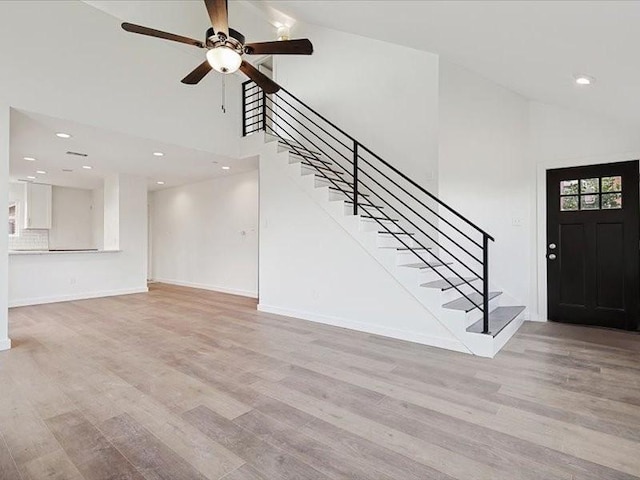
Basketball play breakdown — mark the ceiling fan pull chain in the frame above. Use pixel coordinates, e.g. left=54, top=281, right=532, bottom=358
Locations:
left=221, top=75, right=226, bottom=113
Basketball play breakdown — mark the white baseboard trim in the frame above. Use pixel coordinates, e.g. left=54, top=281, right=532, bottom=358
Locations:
left=9, top=286, right=149, bottom=308
left=257, top=303, right=468, bottom=354
left=0, top=338, right=11, bottom=352
left=153, top=278, right=258, bottom=299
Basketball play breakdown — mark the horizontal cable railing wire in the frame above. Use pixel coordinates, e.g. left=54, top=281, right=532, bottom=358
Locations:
left=242, top=81, right=494, bottom=331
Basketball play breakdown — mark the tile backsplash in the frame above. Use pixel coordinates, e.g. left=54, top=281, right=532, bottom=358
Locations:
left=9, top=229, right=49, bottom=251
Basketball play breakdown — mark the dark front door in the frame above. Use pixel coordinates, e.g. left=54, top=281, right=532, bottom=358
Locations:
left=546, top=160, right=639, bottom=330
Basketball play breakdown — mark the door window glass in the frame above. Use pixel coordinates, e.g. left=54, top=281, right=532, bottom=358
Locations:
left=580, top=195, right=600, bottom=210
left=561, top=196, right=579, bottom=211
left=601, top=176, right=622, bottom=193
left=602, top=193, right=622, bottom=209
left=580, top=178, right=599, bottom=194
left=560, top=180, right=579, bottom=195
left=560, top=175, right=623, bottom=211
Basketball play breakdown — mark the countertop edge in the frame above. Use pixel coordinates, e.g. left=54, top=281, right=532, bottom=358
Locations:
left=9, top=250, right=122, bottom=256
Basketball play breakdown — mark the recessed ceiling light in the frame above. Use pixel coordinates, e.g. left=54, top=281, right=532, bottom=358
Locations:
left=82, top=165, right=92, bottom=169
left=153, top=152, right=164, bottom=157
left=222, top=166, right=230, bottom=170
left=27, top=176, right=36, bottom=179
left=574, top=74, right=595, bottom=86
left=23, top=156, right=36, bottom=161
left=56, top=132, right=72, bottom=138
left=156, top=181, right=165, bottom=185
left=36, top=170, right=46, bottom=174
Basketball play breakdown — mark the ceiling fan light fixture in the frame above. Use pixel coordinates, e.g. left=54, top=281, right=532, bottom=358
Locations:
left=206, top=46, right=242, bottom=74
left=276, top=25, right=290, bottom=41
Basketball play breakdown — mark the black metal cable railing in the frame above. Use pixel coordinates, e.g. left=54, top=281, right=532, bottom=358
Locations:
left=242, top=81, right=495, bottom=334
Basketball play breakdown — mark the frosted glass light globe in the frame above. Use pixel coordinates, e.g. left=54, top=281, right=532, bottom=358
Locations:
left=206, top=46, right=242, bottom=74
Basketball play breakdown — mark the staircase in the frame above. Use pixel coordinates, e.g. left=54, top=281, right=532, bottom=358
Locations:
left=242, top=81, right=525, bottom=357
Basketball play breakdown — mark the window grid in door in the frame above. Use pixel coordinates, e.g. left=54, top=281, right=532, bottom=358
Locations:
left=559, top=176, right=622, bottom=211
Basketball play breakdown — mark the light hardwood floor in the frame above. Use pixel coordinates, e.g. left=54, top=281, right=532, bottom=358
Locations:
left=1, top=283, right=640, bottom=480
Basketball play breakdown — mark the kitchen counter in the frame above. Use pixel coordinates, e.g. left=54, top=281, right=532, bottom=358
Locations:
left=9, top=249, right=121, bottom=255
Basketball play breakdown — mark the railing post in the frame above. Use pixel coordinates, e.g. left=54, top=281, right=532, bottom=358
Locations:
left=482, top=234, right=489, bottom=334
left=353, top=141, right=359, bottom=215
left=241, top=82, right=247, bottom=137
left=261, top=89, right=267, bottom=132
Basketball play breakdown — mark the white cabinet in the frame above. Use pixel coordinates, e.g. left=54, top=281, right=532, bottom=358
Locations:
left=23, top=183, right=52, bottom=229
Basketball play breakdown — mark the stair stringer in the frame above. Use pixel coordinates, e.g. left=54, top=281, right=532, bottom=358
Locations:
left=255, top=138, right=473, bottom=355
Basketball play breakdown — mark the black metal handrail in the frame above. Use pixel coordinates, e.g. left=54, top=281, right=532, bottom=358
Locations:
left=242, top=81, right=494, bottom=333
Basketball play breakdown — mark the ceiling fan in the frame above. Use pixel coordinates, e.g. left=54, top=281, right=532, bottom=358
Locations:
left=121, top=0, right=313, bottom=94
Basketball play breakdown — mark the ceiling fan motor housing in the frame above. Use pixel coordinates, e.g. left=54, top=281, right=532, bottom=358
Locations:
left=206, top=27, right=245, bottom=49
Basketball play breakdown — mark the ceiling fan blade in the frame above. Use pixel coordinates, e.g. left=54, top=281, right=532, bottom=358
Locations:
left=121, top=22, right=204, bottom=48
left=244, top=39, right=313, bottom=55
left=181, top=61, right=213, bottom=85
left=204, top=0, right=229, bottom=37
left=239, top=61, right=280, bottom=94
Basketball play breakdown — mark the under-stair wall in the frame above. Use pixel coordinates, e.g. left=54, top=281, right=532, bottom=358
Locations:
left=255, top=136, right=470, bottom=354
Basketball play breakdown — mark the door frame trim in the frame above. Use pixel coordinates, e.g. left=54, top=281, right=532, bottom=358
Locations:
left=535, top=151, right=640, bottom=323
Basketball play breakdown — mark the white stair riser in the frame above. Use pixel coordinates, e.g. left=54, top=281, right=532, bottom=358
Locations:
left=360, top=219, right=400, bottom=233
left=428, top=281, right=484, bottom=304
left=377, top=234, right=417, bottom=249
left=438, top=297, right=502, bottom=335
left=396, top=249, right=434, bottom=265
left=461, top=294, right=503, bottom=328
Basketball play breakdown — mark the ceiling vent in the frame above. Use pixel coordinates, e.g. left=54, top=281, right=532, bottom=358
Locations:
left=62, top=168, right=73, bottom=172
left=66, top=151, right=88, bottom=157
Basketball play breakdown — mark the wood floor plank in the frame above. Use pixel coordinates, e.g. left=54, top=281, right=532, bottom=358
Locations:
left=183, top=405, right=331, bottom=480
left=99, top=413, right=211, bottom=480
left=233, top=409, right=400, bottom=480
left=45, top=410, right=146, bottom=480
left=3, top=283, right=640, bottom=480
left=20, top=450, right=84, bottom=480
left=0, top=432, right=22, bottom=480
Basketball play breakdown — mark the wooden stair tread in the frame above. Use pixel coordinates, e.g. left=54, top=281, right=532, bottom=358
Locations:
left=301, top=162, right=344, bottom=174
left=443, top=291, right=501, bottom=312
left=402, top=261, right=452, bottom=269
left=378, top=231, right=415, bottom=236
left=289, top=151, right=332, bottom=165
left=466, top=306, right=525, bottom=336
left=360, top=215, right=400, bottom=222
left=328, top=186, right=370, bottom=197
left=421, top=277, right=477, bottom=291
left=316, top=177, right=352, bottom=186
left=279, top=141, right=323, bottom=157
left=345, top=201, right=385, bottom=210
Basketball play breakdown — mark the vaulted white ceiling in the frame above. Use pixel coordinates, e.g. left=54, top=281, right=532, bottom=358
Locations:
left=261, top=0, right=640, bottom=127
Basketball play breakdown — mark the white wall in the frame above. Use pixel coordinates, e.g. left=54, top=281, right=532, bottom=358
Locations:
left=438, top=61, right=533, bottom=314
left=103, top=175, right=120, bottom=251
left=257, top=149, right=464, bottom=351
left=9, top=174, right=148, bottom=306
left=274, top=22, right=439, bottom=189
left=0, top=104, right=9, bottom=351
left=150, top=170, right=259, bottom=297
left=49, top=186, right=94, bottom=250
left=92, top=186, right=104, bottom=250
left=530, top=102, right=640, bottom=164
